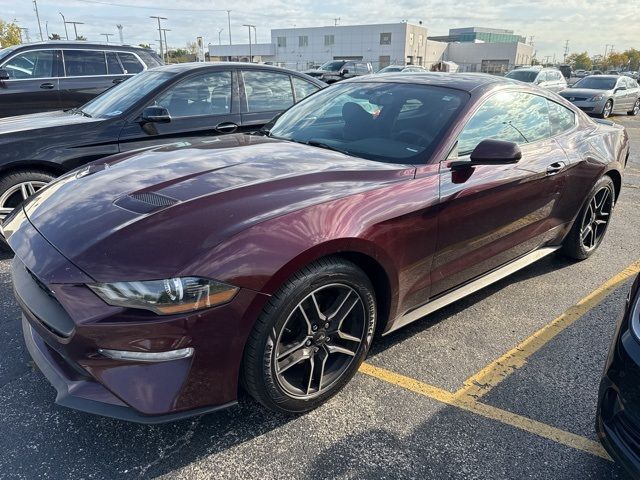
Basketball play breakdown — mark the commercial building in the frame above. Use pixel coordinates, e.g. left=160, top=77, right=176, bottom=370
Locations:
left=209, top=22, right=534, bottom=74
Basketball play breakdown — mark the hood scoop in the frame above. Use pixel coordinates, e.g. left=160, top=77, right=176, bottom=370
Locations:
left=114, top=192, right=178, bottom=214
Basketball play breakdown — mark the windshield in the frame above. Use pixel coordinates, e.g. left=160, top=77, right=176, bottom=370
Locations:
left=319, top=61, right=346, bottom=72
left=378, top=66, right=404, bottom=73
left=505, top=70, right=538, bottom=83
left=81, top=70, right=172, bottom=118
left=573, top=77, right=617, bottom=90
left=267, top=82, right=468, bottom=164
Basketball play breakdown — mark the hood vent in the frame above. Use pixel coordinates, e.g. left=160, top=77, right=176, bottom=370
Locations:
left=114, top=192, right=178, bottom=214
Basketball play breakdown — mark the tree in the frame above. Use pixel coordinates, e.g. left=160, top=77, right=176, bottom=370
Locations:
left=0, top=19, right=21, bottom=47
left=623, top=48, right=640, bottom=71
left=566, top=52, right=592, bottom=71
left=605, top=52, right=629, bottom=70
left=48, top=33, right=62, bottom=40
left=186, top=41, right=198, bottom=55
left=138, top=43, right=150, bottom=49
left=76, top=35, right=87, bottom=41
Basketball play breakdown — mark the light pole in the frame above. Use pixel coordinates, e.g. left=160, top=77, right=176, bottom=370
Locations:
left=67, top=21, right=84, bottom=40
left=218, top=28, right=224, bottom=46
left=161, top=28, right=171, bottom=63
left=242, top=24, right=255, bottom=62
left=33, top=0, right=43, bottom=41
left=59, top=12, right=69, bottom=40
left=100, top=33, right=112, bottom=43
left=227, top=10, right=232, bottom=45
left=150, top=16, right=167, bottom=63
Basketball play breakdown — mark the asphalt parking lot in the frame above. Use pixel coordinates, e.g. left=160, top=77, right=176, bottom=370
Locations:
left=1, top=115, right=639, bottom=480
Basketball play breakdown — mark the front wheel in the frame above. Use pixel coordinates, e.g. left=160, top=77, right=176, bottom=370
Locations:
left=241, top=257, right=376, bottom=413
left=600, top=100, right=613, bottom=119
left=561, top=175, right=615, bottom=260
left=628, top=98, right=640, bottom=116
left=0, top=170, right=55, bottom=223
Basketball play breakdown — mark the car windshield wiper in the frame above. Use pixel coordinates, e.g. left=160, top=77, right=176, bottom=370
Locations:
left=67, top=107, right=92, bottom=118
left=305, top=139, right=354, bottom=157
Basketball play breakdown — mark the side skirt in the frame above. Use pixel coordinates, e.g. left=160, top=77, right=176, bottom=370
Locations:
left=384, top=246, right=560, bottom=335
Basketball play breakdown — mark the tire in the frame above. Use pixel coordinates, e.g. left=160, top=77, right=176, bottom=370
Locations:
left=561, top=175, right=615, bottom=260
left=599, top=100, right=613, bottom=119
left=241, top=257, right=376, bottom=413
left=628, top=98, right=640, bottom=116
left=0, top=170, right=56, bottom=223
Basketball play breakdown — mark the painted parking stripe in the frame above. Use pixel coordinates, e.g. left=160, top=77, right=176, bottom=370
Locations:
left=456, top=259, right=640, bottom=400
left=359, top=362, right=610, bottom=460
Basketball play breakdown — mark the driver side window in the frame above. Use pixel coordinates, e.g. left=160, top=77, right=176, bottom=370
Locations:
left=154, top=71, right=232, bottom=118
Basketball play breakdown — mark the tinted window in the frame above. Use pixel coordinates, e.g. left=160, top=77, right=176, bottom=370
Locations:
left=82, top=70, right=171, bottom=118
left=267, top=82, right=468, bottom=164
left=319, top=61, right=345, bottom=72
left=1, top=50, right=55, bottom=79
left=355, top=63, right=369, bottom=75
left=243, top=71, right=294, bottom=112
left=155, top=71, right=232, bottom=117
left=118, top=52, right=144, bottom=74
left=292, top=76, right=319, bottom=102
left=547, top=100, right=575, bottom=136
left=106, top=52, right=124, bottom=74
left=505, top=70, right=538, bottom=83
left=458, top=92, right=551, bottom=155
left=64, top=50, right=107, bottom=76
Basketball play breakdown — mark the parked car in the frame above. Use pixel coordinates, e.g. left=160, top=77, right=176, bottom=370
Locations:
left=304, top=60, right=373, bottom=83
left=377, top=65, right=427, bottom=73
left=558, top=64, right=572, bottom=79
left=504, top=67, right=567, bottom=92
left=0, top=62, right=324, bottom=223
left=3, top=73, right=628, bottom=422
left=0, top=41, right=162, bottom=118
left=575, top=69, right=588, bottom=78
left=559, top=74, right=640, bottom=118
left=606, top=70, right=620, bottom=75
left=598, top=273, right=640, bottom=478
left=622, top=71, right=639, bottom=80
left=589, top=70, right=604, bottom=76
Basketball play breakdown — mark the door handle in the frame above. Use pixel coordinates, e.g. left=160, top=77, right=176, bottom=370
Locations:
left=112, top=78, right=125, bottom=85
left=39, top=82, right=55, bottom=90
left=546, top=161, right=566, bottom=175
left=215, top=122, right=238, bottom=134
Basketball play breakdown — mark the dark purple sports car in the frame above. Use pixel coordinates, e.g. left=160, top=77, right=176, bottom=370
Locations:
left=2, top=73, right=629, bottom=423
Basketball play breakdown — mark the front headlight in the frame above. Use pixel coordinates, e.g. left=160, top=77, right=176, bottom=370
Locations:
left=88, top=277, right=239, bottom=315
left=588, top=94, right=605, bottom=102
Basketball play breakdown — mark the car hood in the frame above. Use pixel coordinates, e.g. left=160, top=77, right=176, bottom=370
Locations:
left=22, top=134, right=412, bottom=281
left=0, top=110, right=101, bottom=136
left=559, top=88, right=611, bottom=98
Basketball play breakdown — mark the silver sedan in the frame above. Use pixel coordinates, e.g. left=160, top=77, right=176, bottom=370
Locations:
left=559, top=75, right=640, bottom=118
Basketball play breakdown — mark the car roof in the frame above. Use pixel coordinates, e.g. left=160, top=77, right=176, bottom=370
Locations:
left=8, top=41, right=152, bottom=51
left=347, top=72, right=512, bottom=92
left=154, top=62, right=314, bottom=74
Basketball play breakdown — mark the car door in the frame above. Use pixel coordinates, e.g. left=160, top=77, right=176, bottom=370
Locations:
left=238, top=69, right=296, bottom=133
left=0, top=49, right=62, bottom=117
left=58, top=49, right=127, bottom=109
left=612, top=77, right=630, bottom=113
left=118, top=68, right=240, bottom=152
left=431, top=91, right=570, bottom=296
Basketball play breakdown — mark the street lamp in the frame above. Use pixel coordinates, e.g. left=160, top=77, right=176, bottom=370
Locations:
left=59, top=12, right=68, bottom=40
left=66, top=21, right=84, bottom=40
left=218, top=28, right=224, bottom=46
left=161, top=28, right=171, bottom=63
left=150, top=16, right=167, bottom=63
left=100, top=33, right=112, bottom=43
left=242, top=24, right=255, bottom=62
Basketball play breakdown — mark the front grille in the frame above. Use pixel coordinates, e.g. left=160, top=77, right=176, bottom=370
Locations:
left=579, top=106, right=594, bottom=112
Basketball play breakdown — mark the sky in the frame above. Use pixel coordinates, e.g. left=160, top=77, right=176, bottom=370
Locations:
left=3, top=0, right=637, bottom=62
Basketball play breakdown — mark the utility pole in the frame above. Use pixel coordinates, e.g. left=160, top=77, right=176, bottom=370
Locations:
left=100, top=33, right=112, bottom=43
left=150, top=16, right=167, bottom=63
left=67, top=21, right=84, bottom=40
left=59, top=12, right=69, bottom=40
left=33, top=0, right=43, bottom=41
left=161, top=28, right=170, bottom=63
left=334, top=17, right=340, bottom=26
left=604, top=44, right=611, bottom=59
left=218, top=28, right=224, bottom=46
left=116, top=24, right=123, bottom=44
left=563, top=40, right=569, bottom=62
left=45, top=21, right=49, bottom=39
left=227, top=10, right=232, bottom=45
left=242, top=24, right=255, bottom=62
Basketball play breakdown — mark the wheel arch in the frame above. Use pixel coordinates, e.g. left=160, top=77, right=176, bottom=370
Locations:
left=603, top=168, right=622, bottom=202
left=0, top=160, right=66, bottom=178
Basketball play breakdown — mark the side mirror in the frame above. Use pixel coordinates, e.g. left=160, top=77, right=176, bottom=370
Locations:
left=340, top=69, right=349, bottom=76
left=140, top=106, right=171, bottom=123
left=615, top=86, right=627, bottom=93
left=450, top=139, right=522, bottom=169
left=0, top=68, right=10, bottom=80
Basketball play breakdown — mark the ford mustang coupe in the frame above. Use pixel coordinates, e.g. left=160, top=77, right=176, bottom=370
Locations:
left=3, top=73, right=629, bottom=422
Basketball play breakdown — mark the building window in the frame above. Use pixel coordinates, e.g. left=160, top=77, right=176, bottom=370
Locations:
left=409, top=33, right=414, bottom=45
left=299, top=36, right=309, bottom=47
left=277, top=36, right=286, bottom=48
left=379, top=55, right=391, bottom=69
left=380, top=32, right=391, bottom=45
left=324, top=34, right=335, bottom=46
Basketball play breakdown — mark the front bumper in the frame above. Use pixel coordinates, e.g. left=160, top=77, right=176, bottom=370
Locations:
left=597, top=277, right=640, bottom=477
left=8, top=208, right=269, bottom=423
left=562, top=98, right=606, bottom=114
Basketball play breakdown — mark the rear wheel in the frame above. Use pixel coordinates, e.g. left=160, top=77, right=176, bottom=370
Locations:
left=0, top=171, right=55, bottom=223
left=241, top=257, right=376, bottom=413
left=561, top=175, right=615, bottom=260
left=628, top=98, right=640, bottom=116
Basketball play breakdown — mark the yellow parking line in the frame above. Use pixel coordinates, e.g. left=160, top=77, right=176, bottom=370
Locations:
left=359, top=362, right=610, bottom=460
left=456, top=259, right=640, bottom=400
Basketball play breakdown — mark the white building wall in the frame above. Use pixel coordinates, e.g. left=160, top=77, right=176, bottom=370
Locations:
left=444, top=42, right=534, bottom=72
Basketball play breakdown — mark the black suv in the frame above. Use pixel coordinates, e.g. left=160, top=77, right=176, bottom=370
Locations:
left=305, top=60, right=373, bottom=84
left=0, top=42, right=162, bottom=117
